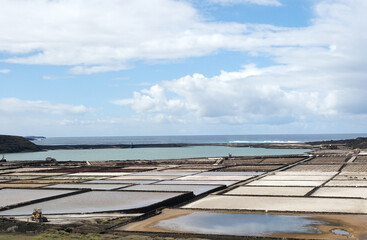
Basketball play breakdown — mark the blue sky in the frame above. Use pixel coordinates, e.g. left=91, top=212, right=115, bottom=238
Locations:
left=0, top=0, right=367, bottom=137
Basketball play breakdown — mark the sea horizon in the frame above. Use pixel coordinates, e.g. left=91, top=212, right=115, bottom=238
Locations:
left=31, top=133, right=367, bottom=146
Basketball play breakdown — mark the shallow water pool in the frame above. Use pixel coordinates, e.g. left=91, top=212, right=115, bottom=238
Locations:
left=155, top=212, right=327, bottom=236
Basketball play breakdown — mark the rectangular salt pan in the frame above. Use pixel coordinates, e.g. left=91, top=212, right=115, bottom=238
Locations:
left=312, top=187, right=367, bottom=198
left=275, top=172, right=337, bottom=176
left=247, top=180, right=325, bottom=187
left=5, top=172, right=67, bottom=176
left=44, top=183, right=130, bottom=190
left=333, top=175, right=367, bottom=180
left=109, top=175, right=179, bottom=181
left=339, top=172, right=367, bottom=176
left=156, top=180, right=237, bottom=186
left=325, top=180, right=367, bottom=187
left=0, top=189, right=75, bottom=209
left=260, top=175, right=332, bottom=181
left=0, top=184, right=48, bottom=188
left=226, top=186, right=314, bottom=196
left=182, top=195, right=367, bottom=213
left=286, top=165, right=342, bottom=172
left=86, top=180, right=157, bottom=185
left=43, top=176, right=107, bottom=180
left=0, top=191, right=186, bottom=215
left=130, top=171, right=199, bottom=176
left=197, top=172, right=264, bottom=176
left=67, top=172, right=131, bottom=176
left=0, top=176, right=41, bottom=180
left=177, top=175, right=253, bottom=181
left=121, top=184, right=223, bottom=196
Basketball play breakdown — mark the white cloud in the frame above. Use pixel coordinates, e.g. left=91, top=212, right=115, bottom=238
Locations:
left=42, top=75, right=74, bottom=80
left=69, top=65, right=129, bottom=75
left=0, top=98, right=92, bottom=115
left=0, top=0, right=255, bottom=74
left=116, top=0, right=367, bottom=126
left=209, top=0, right=281, bottom=6
left=0, top=69, right=10, bottom=74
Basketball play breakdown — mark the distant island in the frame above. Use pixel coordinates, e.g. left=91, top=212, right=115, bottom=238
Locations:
left=0, top=135, right=41, bottom=153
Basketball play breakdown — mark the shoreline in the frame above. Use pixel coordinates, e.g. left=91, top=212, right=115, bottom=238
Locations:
left=38, top=142, right=314, bottom=151
left=34, top=136, right=367, bottom=152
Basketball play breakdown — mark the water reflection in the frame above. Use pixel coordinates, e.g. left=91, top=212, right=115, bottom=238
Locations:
left=155, top=212, right=327, bottom=236
left=331, top=229, right=350, bottom=236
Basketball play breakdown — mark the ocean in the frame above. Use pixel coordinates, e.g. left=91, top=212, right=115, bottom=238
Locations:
left=5, top=133, right=364, bottom=161
left=31, top=133, right=367, bottom=146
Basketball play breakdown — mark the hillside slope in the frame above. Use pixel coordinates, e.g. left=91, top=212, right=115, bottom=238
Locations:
left=0, top=135, right=41, bottom=153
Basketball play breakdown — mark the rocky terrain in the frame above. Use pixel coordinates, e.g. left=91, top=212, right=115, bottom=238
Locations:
left=307, top=137, right=367, bottom=149
left=0, top=135, right=41, bottom=153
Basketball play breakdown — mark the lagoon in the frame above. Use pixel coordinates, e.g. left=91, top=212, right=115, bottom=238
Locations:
left=4, top=146, right=308, bottom=161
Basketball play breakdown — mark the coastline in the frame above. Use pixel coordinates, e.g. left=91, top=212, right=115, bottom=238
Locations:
left=35, top=136, right=367, bottom=152
left=38, top=142, right=314, bottom=151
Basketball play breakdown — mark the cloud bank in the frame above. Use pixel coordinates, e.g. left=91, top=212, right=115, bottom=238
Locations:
left=0, top=0, right=261, bottom=74
left=1, top=0, right=366, bottom=135
left=116, top=0, right=367, bottom=126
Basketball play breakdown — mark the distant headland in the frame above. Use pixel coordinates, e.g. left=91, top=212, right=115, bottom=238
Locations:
left=0, top=135, right=41, bottom=153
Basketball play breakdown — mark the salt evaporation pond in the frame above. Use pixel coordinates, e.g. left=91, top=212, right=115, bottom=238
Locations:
left=4, top=146, right=309, bottom=161
left=0, top=189, right=75, bottom=209
left=131, top=171, right=199, bottom=176
left=44, top=183, right=130, bottom=190
left=197, top=171, right=264, bottom=176
left=155, top=212, right=327, bottom=236
left=157, top=180, right=237, bottom=186
left=86, top=180, right=158, bottom=185
left=120, top=184, right=223, bottom=196
left=0, top=191, right=186, bottom=215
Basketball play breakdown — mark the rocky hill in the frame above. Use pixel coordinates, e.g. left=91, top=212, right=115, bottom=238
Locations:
left=0, top=135, right=41, bottom=153
left=307, top=137, right=367, bottom=149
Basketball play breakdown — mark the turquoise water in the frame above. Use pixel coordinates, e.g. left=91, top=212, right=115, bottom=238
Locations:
left=4, top=146, right=308, bottom=161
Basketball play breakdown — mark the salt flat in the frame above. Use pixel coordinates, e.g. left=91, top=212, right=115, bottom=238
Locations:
left=177, top=175, right=252, bottom=181
left=109, top=175, right=179, bottom=180
left=44, top=183, right=130, bottom=190
left=67, top=172, right=131, bottom=176
left=156, top=180, right=237, bottom=186
left=225, top=186, right=314, bottom=196
left=325, top=180, right=367, bottom=187
left=182, top=195, right=367, bottom=213
left=260, top=175, right=332, bottom=181
left=274, top=171, right=337, bottom=176
left=0, top=191, right=187, bottom=215
left=0, top=188, right=75, bottom=208
left=5, top=172, right=67, bottom=176
left=333, top=175, right=367, bottom=180
left=247, top=180, right=325, bottom=187
left=312, top=187, right=367, bottom=198
left=196, top=172, right=263, bottom=176
left=120, top=184, right=223, bottom=196
left=131, top=171, right=199, bottom=176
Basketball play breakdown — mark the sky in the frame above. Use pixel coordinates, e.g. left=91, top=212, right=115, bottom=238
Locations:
left=0, top=0, right=367, bottom=137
